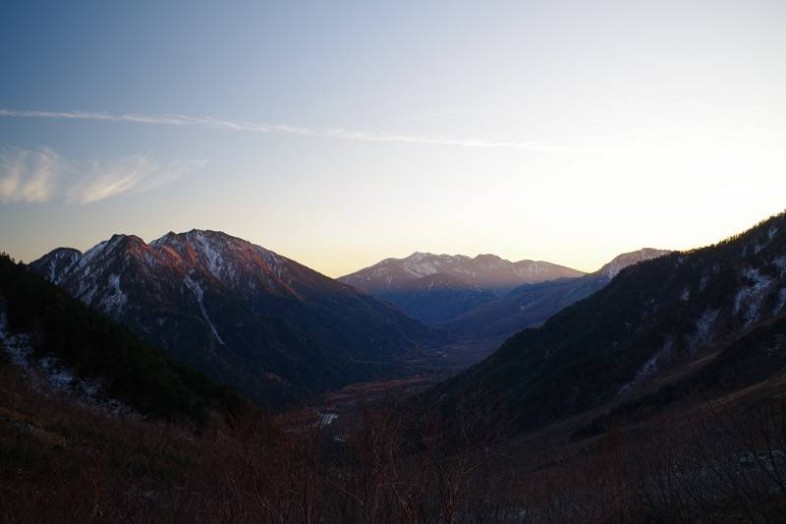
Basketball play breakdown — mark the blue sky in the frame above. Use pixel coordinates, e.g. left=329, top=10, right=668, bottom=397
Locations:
left=2, top=1, right=786, bottom=276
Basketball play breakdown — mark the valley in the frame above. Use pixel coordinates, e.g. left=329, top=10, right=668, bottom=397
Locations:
left=3, top=212, right=786, bottom=522
left=3, top=3, right=784, bottom=521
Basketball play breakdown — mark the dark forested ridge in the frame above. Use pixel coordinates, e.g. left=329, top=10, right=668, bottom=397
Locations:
left=426, top=212, right=786, bottom=434
left=0, top=253, right=245, bottom=423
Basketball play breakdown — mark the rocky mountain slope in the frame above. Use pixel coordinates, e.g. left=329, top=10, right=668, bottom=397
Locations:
left=340, top=252, right=584, bottom=324
left=30, top=230, right=439, bottom=406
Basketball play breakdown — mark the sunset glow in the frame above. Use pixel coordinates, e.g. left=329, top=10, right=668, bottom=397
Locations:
left=2, top=1, right=785, bottom=275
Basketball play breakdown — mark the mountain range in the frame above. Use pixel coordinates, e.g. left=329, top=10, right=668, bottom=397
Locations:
left=29, top=230, right=439, bottom=406
left=339, top=252, right=585, bottom=324
left=444, top=248, right=671, bottom=340
left=7, top=213, right=786, bottom=522
left=26, top=229, right=680, bottom=411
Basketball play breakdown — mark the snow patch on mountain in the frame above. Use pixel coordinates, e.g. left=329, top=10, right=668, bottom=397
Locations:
left=191, top=231, right=227, bottom=280
left=76, top=275, right=98, bottom=306
left=599, top=249, right=670, bottom=280
left=401, top=253, right=454, bottom=278
left=618, top=336, right=673, bottom=395
left=100, top=274, right=127, bottom=319
left=183, top=275, right=225, bottom=345
left=255, top=246, right=285, bottom=279
left=0, top=308, right=132, bottom=415
left=77, top=239, right=110, bottom=271
left=733, top=268, right=773, bottom=326
left=773, top=257, right=786, bottom=276
left=689, top=309, right=719, bottom=350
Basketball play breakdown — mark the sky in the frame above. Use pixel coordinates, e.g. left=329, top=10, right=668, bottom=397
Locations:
left=1, top=0, right=786, bottom=277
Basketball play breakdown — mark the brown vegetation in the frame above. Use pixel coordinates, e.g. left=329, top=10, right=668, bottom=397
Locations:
left=3, top=357, right=786, bottom=523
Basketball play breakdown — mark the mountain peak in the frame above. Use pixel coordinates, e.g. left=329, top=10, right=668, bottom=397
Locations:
left=474, top=253, right=504, bottom=262
left=28, top=230, right=438, bottom=405
left=339, top=251, right=586, bottom=324
left=597, top=248, right=671, bottom=280
left=153, top=229, right=238, bottom=245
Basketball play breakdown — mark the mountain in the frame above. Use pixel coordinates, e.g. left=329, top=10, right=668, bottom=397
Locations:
left=0, top=253, right=243, bottom=423
left=445, top=248, right=671, bottom=341
left=425, top=212, right=786, bottom=435
left=339, top=252, right=585, bottom=324
left=29, top=230, right=439, bottom=407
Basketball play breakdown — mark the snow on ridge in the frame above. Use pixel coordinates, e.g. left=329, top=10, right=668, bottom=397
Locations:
left=99, top=274, right=127, bottom=319
left=689, top=309, right=719, bottom=350
left=773, top=257, right=786, bottom=277
left=43, top=249, right=80, bottom=284
left=76, top=239, right=110, bottom=271
left=254, top=245, right=285, bottom=279
left=75, top=277, right=97, bottom=306
left=403, top=259, right=442, bottom=278
left=183, top=275, right=225, bottom=345
left=733, top=267, right=774, bottom=325
left=190, top=231, right=226, bottom=280
left=0, top=308, right=132, bottom=416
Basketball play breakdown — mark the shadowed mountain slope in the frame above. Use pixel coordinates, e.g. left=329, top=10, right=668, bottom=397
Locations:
left=30, top=230, right=439, bottom=407
left=0, top=253, right=243, bottom=423
left=426, top=212, right=786, bottom=434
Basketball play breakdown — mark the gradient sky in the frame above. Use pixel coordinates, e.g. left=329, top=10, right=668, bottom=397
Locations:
left=2, top=1, right=786, bottom=277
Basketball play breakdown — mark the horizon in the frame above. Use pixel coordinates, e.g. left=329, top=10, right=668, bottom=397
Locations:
left=11, top=216, right=769, bottom=279
left=2, top=1, right=786, bottom=277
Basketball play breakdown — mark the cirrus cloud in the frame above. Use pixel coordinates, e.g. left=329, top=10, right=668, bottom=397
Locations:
left=0, top=147, right=205, bottom=204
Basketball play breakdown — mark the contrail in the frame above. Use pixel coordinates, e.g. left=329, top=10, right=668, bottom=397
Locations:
left=0, top=108, right=592, bottom=154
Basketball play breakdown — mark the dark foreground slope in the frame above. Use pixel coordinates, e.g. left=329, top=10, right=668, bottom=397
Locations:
left=30, top=231, right=439, bottom=407
left=427, top=212, right=786, bottom=433
left=0, top=253, right=243, bottom=423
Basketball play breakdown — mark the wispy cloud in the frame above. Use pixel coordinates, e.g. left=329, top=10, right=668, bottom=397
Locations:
left=0, top=108, right=592, bottom=154
left=0, top=147, right=58, bottom=203
left=0, top=146, right=205, bottom=204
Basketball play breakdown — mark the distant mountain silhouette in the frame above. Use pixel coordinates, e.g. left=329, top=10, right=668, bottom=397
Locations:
left=340, top=252, right=584, bottom=324
left=445, top=248, right=671, bottom=340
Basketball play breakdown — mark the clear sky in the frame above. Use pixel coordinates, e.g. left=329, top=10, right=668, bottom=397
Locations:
left=1, top=1, right=785, bottom=277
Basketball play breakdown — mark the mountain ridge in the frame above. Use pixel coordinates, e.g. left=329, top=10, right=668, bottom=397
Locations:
left=339, top=251, right=585, bottom=324
left=444, top=248, right=672, bottom=341
left=341, top=251, right=585, bottom=292
left=424, top=211, right=786, bottom=435
left=30, top=230, right=440, bottom=407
